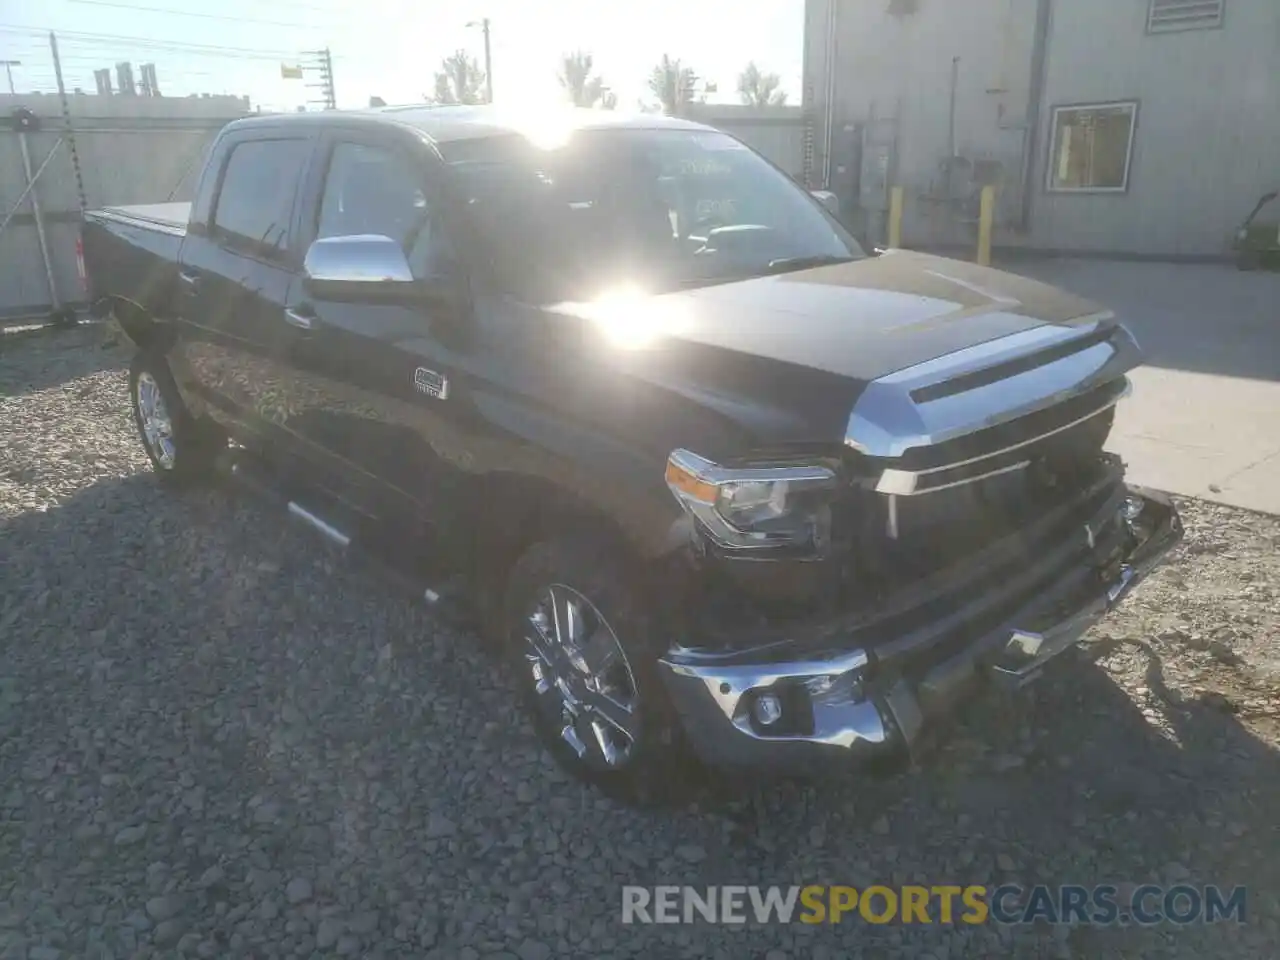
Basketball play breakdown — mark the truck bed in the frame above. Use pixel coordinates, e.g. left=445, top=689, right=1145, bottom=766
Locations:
left=88, top=202, right=191, bottom=237
left=82, top=203, right=189, bottom=323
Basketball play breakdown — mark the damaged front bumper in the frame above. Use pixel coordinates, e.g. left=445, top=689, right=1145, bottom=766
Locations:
left=658, top=486, right=1182, bottom=774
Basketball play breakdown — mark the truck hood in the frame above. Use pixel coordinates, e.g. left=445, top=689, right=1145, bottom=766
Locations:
left=554, top=250, right=1129, bottom=453
left=656, top=250, right=1109, bottom=381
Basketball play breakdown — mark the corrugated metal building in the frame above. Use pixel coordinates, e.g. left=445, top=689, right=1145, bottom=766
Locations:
left=803, top=0, right=1280, bottom=258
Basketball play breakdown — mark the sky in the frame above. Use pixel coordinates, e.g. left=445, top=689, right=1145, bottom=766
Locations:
left=0, top=0, right=804, bottom=112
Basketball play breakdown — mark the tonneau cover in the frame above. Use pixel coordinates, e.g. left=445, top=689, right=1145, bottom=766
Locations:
left=87, top=202, right=191, bottom=235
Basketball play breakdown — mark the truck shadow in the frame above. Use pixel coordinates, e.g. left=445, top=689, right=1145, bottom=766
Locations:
left=3, top=473, right=1276, bottom=956
left=687, top=642, right=1279, bottom=951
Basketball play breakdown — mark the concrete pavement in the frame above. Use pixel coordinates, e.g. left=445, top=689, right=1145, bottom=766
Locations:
left=1014, top=259, right=1280, bottom=514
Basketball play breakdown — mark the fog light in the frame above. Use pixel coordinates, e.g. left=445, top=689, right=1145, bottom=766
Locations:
left=753, top=692, right=784, bottom=726
left=1122, top=495, right=1146, bottom=523
left=805, top=675, right=835, bottom=696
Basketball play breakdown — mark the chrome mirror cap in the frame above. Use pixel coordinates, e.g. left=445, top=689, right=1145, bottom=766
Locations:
left=303, top=234, right=414, bottom=284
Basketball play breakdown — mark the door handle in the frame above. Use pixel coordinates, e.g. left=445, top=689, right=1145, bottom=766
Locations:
left=177, top=270, right=200, bottom=290
left=283, top=307, right=314, bottom=330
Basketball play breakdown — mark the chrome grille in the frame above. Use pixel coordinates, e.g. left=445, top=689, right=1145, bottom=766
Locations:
left=876, top=380, right=1125, bottom=497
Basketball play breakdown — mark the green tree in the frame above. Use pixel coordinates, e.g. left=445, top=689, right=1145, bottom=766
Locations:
left=647, top=54, right=701, bottom=116
left=558, top=51, right=616, bottom=109
left=428, top=50, right=487, bottom=105
left=736, top=62, right=788, bottom=107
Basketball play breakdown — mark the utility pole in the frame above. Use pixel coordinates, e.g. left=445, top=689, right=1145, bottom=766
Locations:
left=50, top=32, right=87, bottom=219
left=467, top=18, right=493, bottom=103
left=303, top=47, right=336, bottom=109
left=481, top=19, right=492, bottom=104
left=1, top=60, right=20, bottom=94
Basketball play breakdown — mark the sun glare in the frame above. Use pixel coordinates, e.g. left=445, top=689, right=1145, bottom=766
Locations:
left=585, top=285, right=688, bottom=349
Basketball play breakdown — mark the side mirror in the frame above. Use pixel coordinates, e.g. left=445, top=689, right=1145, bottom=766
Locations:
left=303, top=234, right=420, bottom=303
left=810, top=189, right=841, bottom=216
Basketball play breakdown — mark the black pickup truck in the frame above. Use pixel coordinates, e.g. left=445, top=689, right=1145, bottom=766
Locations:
left=83, top=105, right=1181, bottom=796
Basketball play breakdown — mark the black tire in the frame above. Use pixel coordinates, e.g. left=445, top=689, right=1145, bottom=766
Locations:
left=128, top=350, right=221, bottom=488
left=502, top=535, right=689, bottom=804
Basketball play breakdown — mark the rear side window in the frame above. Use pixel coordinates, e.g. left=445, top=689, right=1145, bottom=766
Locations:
left=212, top=138, right=309, bottom=254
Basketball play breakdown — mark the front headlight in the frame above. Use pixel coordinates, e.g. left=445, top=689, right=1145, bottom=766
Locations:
left=664, top=448, right=839, bottom=552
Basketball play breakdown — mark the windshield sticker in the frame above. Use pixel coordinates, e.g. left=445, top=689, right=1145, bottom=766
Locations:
left=692, top=133, right=748, bottom=151
left=674, top=158, right=733, bottom=176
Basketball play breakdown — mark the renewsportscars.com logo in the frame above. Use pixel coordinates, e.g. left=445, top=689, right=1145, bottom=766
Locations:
left=621, top=885, right=1247, bottom=926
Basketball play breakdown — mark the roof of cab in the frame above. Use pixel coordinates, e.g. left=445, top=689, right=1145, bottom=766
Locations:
left=220, top=103, right=715, bottom=144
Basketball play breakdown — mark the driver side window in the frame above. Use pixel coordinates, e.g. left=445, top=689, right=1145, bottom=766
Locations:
left=316, top=142, right=444, bottom=279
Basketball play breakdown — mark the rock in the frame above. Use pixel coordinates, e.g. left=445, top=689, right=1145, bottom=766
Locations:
left=1207, top=640, right=1240, bottom=664
left=349, top=911, right=379, bottom=935
left=517, top=940, right=552, bottom=960
left=28, top=948, right=62, bottom=960
left=284, top=877, right=313, bottom=905
left=316, top=917, right=344, bottom=949
left=992, top=754, right=1025, bottom=772
left=1165, top=862, right=1191, bottom=881
left=113, top=825, right=147, bottom=846
left=336, top=935, right=361, bottom=955
left=996, top=853, right=1016, bottom=872
left=426, top=814, right=457, bottom=839
left=675, top=845, right=707, bottom=864
left=870, top=816, right=890, bottom=836
left=515, top=782, right=536, bottom=803
left=152, top=919, right=186, bottom=946
left=196, top=865, right=224, bottom=889
left=145, top=895, right=183, bottom=922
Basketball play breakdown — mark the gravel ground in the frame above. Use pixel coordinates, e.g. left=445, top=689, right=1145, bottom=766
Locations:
left=2, top=325, right=1278, bottom=960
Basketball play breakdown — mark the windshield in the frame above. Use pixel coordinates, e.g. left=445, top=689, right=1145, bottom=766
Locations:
left=440, top=127, right=864, bottom=302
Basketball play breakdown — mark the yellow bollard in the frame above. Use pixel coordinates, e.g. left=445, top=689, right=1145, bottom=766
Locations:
left=887, top=186, right=904, bottom=249
left=977, top=184, right=995, bottom=266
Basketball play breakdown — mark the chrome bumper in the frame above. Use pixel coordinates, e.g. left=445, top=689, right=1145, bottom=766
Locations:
left=659, top=487, right=1182, bottom=773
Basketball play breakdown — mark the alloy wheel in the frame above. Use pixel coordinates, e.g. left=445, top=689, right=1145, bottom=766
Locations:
left=523, top=584, right=640, bottom=768
left=136, top=371, right=176, bottom=469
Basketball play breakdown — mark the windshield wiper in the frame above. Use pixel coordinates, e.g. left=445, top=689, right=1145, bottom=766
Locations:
left=763, top=254, right=858, bottom=273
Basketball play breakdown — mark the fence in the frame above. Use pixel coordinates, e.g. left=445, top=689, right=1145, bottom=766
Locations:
left=0, top=27, right=811, bottom=320
left=0, top=28, right=273, bottom=322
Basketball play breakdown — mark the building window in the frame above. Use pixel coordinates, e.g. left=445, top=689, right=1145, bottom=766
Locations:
left=1147, top=0, right=1224, bottom=33
left=1046, top=102, right=1138, bottom=193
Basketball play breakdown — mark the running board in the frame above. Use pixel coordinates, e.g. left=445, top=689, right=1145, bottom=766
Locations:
left=287, top=501, right=351, bottom=548
left=216, top=446, right=470, bottom=621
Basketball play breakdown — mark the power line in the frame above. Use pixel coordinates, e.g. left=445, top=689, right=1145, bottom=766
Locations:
left=66, top=0, right=343, bottom=30
left=0, top=25, right=338, bottom=60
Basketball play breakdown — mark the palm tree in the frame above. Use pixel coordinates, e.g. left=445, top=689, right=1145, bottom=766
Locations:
left=647, top=54, right=701, bottom=116
left=558, top=51, right=616, bottom=109
left=428, top=50, right=487, bottom=105
left=736, top=62, right=788, bottom=107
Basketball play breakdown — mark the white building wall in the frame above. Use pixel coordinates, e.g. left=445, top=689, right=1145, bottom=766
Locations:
left=1032, top=0, right=1280, bottom=256
left=805, top=0, right=1280, bottom=258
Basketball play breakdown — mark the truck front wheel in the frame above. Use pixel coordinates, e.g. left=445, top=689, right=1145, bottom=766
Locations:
left=502, top=535, right=688, bottom=803
left=128, top=351, right=221, bottom=488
